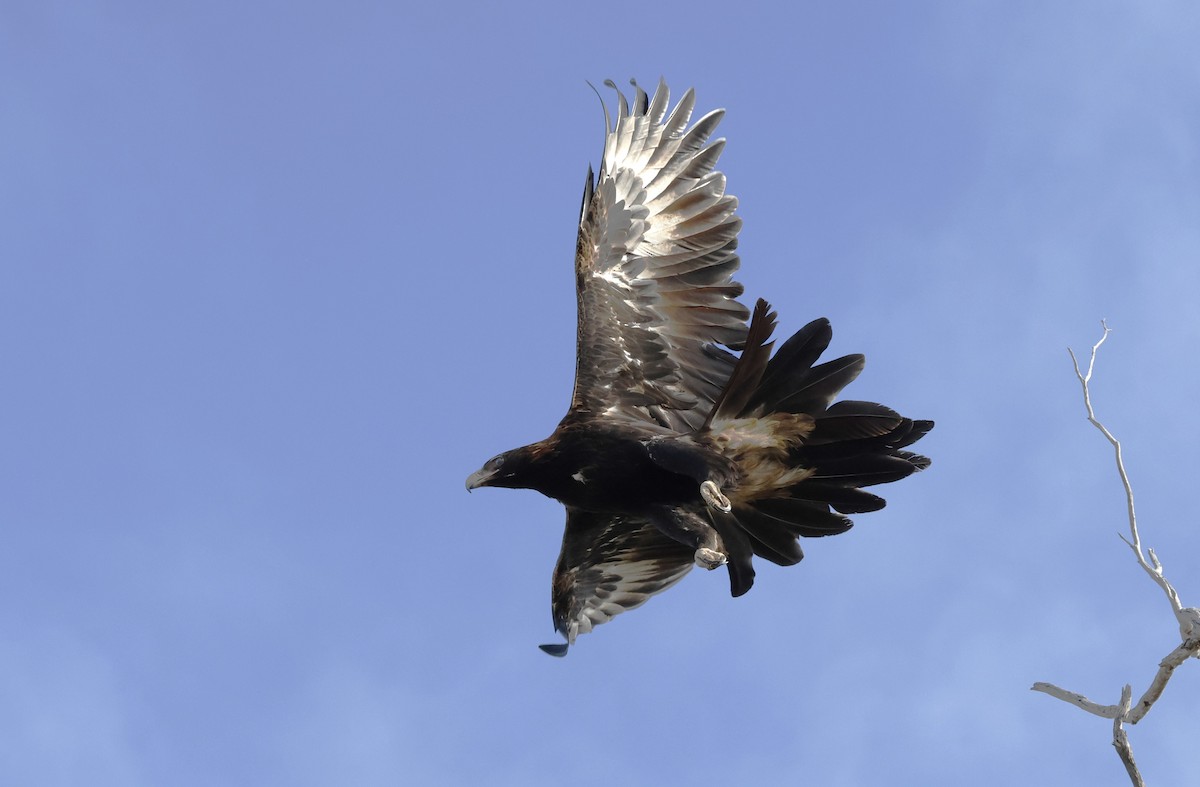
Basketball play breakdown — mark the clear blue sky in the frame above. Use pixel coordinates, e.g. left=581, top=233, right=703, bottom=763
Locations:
left=3, top=2, right=1199, bottom=785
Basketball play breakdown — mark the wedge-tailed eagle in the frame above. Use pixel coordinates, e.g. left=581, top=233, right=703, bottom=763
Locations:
left=466, top=79, right=932, bottom=655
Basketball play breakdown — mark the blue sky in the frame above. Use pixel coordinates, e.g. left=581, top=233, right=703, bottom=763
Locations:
left=3, top=1, right=1199, bottom=784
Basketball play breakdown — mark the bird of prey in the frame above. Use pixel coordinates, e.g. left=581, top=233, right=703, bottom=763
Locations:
left=466, top=79, right=932, bottom=656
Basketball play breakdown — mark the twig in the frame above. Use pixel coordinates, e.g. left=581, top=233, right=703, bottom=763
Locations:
left=1032, top=322, right=1200, bottom=786
left=1067, top=323, right=1196, bottom=636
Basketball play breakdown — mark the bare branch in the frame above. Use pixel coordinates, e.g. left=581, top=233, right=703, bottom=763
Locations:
left=1033, top=635, right=1200, bottom=725
left=1126, top=637, right=1200, bottom=724
left=1112, top=685, right=1143, bottom=787
left=1069, top=322, right=1186, bottom=623
left=1035, top=322, right=1198, bottom=785
left=1030, top=682, right=1120, bottom=718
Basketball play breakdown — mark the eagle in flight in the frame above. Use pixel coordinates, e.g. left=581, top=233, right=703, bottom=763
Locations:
left=466, top=79, right=932, bottom=655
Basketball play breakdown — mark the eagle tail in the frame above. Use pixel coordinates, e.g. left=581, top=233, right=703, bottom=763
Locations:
left=707, top=306, right=932, bottom=587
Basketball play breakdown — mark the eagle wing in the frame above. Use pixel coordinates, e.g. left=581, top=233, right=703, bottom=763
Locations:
left=568, top=79, right=750, bottom=432
left=541, top=507, right=696, bottom=655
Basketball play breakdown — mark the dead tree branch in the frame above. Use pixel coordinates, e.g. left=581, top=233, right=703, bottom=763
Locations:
left=1031, top=321, right=1200, bottom=785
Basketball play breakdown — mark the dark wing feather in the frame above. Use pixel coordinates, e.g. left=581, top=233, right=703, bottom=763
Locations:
left=546, top=507, right=695, bottom=652
left=568, top=79, right=750, bottom=431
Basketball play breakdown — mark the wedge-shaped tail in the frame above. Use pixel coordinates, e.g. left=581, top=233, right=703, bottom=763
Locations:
left=704, top=299, right=932, bottom=595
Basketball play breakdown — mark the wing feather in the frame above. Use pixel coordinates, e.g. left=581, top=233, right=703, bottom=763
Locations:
left=569, top=79, right=749, bottom=431
left=547, top=508, right=695, bottom=651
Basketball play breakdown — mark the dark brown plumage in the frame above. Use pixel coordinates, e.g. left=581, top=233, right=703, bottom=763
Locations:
left=465, top=79, right=932, bottom=655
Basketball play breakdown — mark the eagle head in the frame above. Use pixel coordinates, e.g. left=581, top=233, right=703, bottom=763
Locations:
left=465, top=448, right=535, bottom=491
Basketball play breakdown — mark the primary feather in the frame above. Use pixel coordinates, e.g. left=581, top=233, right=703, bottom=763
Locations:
left=467, top=79, right=932, bottom=654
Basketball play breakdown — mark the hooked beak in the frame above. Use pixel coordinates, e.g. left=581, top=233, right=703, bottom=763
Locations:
left=465, top=467, right=493, bottom=492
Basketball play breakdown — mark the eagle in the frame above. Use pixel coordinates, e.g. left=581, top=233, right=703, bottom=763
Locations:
left=466, top=79, right=932, bottom=656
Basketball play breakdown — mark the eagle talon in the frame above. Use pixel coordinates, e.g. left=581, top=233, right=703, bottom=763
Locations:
left=700, top=480, right=732, bottom=513
left=694, top=547, right=727, bottom=570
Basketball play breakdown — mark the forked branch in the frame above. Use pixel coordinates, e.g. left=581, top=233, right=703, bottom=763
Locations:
left=1031, top=322, right=1199, bottom=785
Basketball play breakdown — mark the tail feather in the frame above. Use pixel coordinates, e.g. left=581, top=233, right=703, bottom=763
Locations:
left=703, top=309, right=932, bottom=594
left=747, top=318, right=874, bottom=417
left=892, top=419, right=934, bottom=450
left=896, top=449, right=931, bottom=472
left=704, top=298, right=776, bottom=428
left=797, top=419, right=924, bottom=464
left=808, top=453, right=926, bottom=487
left=749, top=318, right=833, bottom=412
left=774, top=354, right=865, bottom=415
left=709, top=508, right=756, bottom=596
left=783, top=482, right=886, bottom=514
left=749, top=498, right=854, bottom=538
left=732, top=505, right=806, bottom=566
left=808, top=400, right=904, bottom=442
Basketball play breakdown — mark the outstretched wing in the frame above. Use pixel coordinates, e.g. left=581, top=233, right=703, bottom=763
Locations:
left=542, top=507, right=695, bottom=655
left=568, top=79, right=750, bottom=432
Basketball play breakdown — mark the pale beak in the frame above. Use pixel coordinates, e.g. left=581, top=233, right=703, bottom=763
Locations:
left=465, top=468, right=492, bottom=491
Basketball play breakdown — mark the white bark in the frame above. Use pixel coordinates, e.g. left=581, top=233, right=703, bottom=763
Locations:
left=1032, top=322, right=1199, bottom=785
